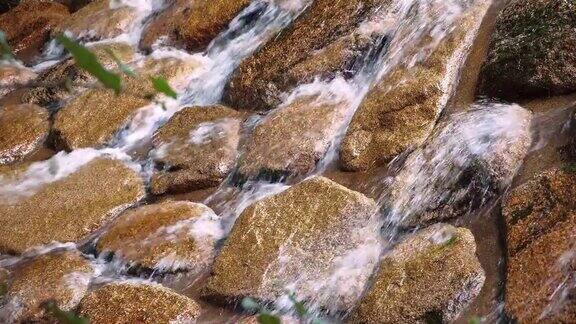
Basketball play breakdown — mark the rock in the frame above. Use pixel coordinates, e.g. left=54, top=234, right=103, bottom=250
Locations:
left=54, top=0, right=138, bottom=41
left=0, top=64, right=37, bottom=98
left=0, top=0, right=19, bottom=14
left=340, top=1, right=490, bottom=171
left=97, top=201, right=222, bottom=273
left=140, top=0, right=251, bottom=52
left=237, top=97, right=349, bottom=180
left=22, top=42, right=135, bottom=107
left=478, top=0, right=576, bottom=101
left=224, top=0, right=390, bottom=111
left=0, top=268, right=8, bottom=298
left=502, top=167, right=576, bottom=322
left=349, top=224, right=485, bottom=323
left=0, top=157, right=145, bottom=254
left=0, top=251, right=93, bottom=322
left=0, top=104, right=50, bottom=165
left=78, top=281, right=201, bottom=323
left=204, top=176, right=379, bottom=311
left=150, top=105, right=241, bottom=195
left=0, top=0, right=69, bottom=65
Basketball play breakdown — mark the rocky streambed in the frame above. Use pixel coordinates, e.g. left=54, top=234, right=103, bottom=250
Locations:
left=0, top=0, right=575, bottom=323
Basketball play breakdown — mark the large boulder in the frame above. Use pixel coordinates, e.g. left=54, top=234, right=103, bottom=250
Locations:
left=204, top=176, right=380, bottom=312
left=340, top=0, right=491, bottom=171
left=97, top=201, right=223, bottom=273
left=22, top=42, right=135, bottom=107
left=0, top=251, right=93, bottom=322
left=0, top=156, right=145, bottom=254
left=0, top=104, right=49, bottom=165
left=150, top=105, right=241, bottom=195
left=0, top=0, right=70, bottom=65
left=478, top=0, right=576, bottom=101
left=349, top=224, right=485, bottom=323
left=78, top=281, right=201, bottom=323
left=140, top=0, right=251, bottom=52
left=0, top=64, right=36, bottom=98
left=223, top=0, right=391, bottom=111
left=237, top=96, right=349, bottom=180
left=502, top=167, right=576, bottom=322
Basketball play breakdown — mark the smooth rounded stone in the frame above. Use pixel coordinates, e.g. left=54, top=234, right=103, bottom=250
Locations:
left=22, top=42, right=135, bottom=107
left=224, top=0, right=391, bottom=111
left=53, top=0, right=138, bottom=41
left=237, top=97, right=349, bottom=180
left=478, top=0, right=576, bottom=101
left=0, top=104, right=50, bottom=165
left=502, top=167, right=576, bottom=322
left=0, top=157, right=145, bottom=254
left=150, top=106, right=241, bottom=195
left=0, top=0, right=69, bottom=65
left=340, top=1, right=491, bottom=171
left=349, top=224, right=485, bottom=323
left=97, top=201, right=222, bottom=273
left=0, top=64, right=37, bottom=98
left=140, top=0, right=251, bottom=52
left=78, top=281, right=201, bottom=324
left=204, top=176, right=380, bottom=312
left=0, top=251, right=93, bottom=323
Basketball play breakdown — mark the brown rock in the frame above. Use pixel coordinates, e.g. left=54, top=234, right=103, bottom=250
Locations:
left=0, top=0, right=69, bottom=65
left=0, top=268, right=8, bottom=298
left=140, top=0, right=251, bottom=52
left=349, top=224, right=485, bottom=323
left=0, top=64, right=37, bottom=98
left=224, top=0, right=391, bottom=111
left=204, top=176, right=379, bottom=311
left=0, top=157, right=145, bottom=254
left=478, top=0, right=576, bottom=100
left=97, top=201, right=222, bottom=273
left=237, top=97, right=349, bottom=179
left=503, top=167, right=576, bottom=322
left=151, top=105, right=241, bottom=195
left=78, top=281, right=201, bottom=324
left=0, top=251, right=92, bottom=322
left=0, top=104, right=49, bottom=165
left=340, top=1, right=491, bottom=171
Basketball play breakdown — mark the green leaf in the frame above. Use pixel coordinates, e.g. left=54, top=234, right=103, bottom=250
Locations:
left=0, top=30, right=14, bottom=60
left=42, top=300, right=89, bottom=324
left=257, top=313, right=281, bottom=324
left=288, top=293, right=307, bottom=318
left=468, top=316, right=482, bottom=324
left=105, top=48, right=137, bottom=77
left=55, top=34, right=121, bottom=94
left=150, top=76, right=177, bottom=99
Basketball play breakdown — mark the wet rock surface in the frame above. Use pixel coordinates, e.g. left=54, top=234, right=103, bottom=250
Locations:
left=0, top=0, right=69, bottom=65
left=0, top=64, right=36, bottom=98
left=151, top=105, right=241, bottom=195
left=97, top=201, right=222, bottom=273
left=78, top=281, right=201, bottom=324
left=0, top=157, right=145, bottom=254
left=224, top=0, right=391, bottom=111
left=350, top=224, right=485, bottom=323
left=204, top=176, right=379, bottom=311
left=140, top=0, right=251, bottom=52
left=0, top=251, right=93, bottom=322
left=0, top=104, right=50, bottom=165
left=503, top=167, right=576, bottom=322
left=478, top=0, right=576, bottom=101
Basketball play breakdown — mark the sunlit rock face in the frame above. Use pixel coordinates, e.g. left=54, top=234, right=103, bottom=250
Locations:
left=340, top=0, right=491, bottom=172
left=0, top=104, right=49, bottom=165
left=78, top=281, right=201, bottom=323
left=350, top=224, right=485, bottom=323
left=503, top=167, right=576, bottom=323
left=224, top=0, right=392, bottom=112
left=204, top=176, right=380, bottom=313
left=0, top=251, right=93, bottom=323
left=97, top=201, right=223, bottom=274
left=0, top=0, right=70, bottom=65
left=150, top=105, right=242, bottom=195
left=478, top=0, right=576, bottom=101
left=0, top=156, right=145, bottom=254
left=140, top=0, right=252, bottom=52
left=0, top=64, right=36, bottom=98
